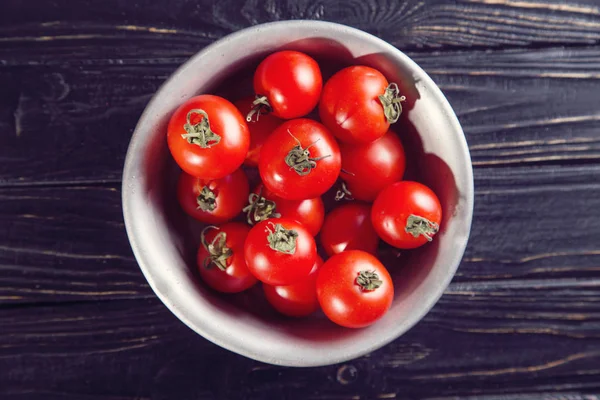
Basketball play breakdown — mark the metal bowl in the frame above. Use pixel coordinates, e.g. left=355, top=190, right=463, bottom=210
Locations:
left=122, top=20, right=474, bottom=367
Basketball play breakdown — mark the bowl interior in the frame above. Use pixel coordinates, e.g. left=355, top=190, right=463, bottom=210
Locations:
left=123, top=21, right=473, bottom=367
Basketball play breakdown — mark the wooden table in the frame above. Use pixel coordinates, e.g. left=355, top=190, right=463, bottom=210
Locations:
left=2, top=1, right=600, bottom=398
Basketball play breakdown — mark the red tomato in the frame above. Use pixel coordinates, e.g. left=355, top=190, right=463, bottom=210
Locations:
left=371, top=181, right=442, bottom=249
left=259, top=119, right=341, bottom=200
left=316, top=250, right=393, bottom=328
left=319, top=66, right=405, bottom=144
left=168, top=95, right=250, bottom=179
left=235, top=97, right=283, bottom=167
left=244, top=184, right=325, bottom=236
left=244, top=218, right=317, bottom=285
left=249, top=51, right=322, bottom=120
left=263, top=256, right=323, bottom=317
left=197, top=224, right=257, bottom=293
left=177, top=169, right=249, bottom=224
left=320, top=203, right=379, bottom=256
left=338, top=130, right=406, bottom=202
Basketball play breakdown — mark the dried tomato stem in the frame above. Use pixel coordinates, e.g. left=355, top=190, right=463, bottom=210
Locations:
left=265, top=222, right=298, bottom=254
left=200, top=226, right=232, bottom=271
left=181, top=109, right=221, bottom=147
left=356, top=270, right=383, bottom=291
left=285, top=130, right=331, bottom=176
left=242, top=188, right=281, bottom=225
left=196, top=186, right=217, bottom=211
left=405, top=214, right=439, bottom=241
left=378, top=83, right=406, bottom=124
left=246, top=95, right=272, bottom=122
left=335, top=181, right=354, bottom=201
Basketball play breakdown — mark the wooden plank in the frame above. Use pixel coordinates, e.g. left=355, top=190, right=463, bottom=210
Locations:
left=1, top=163, right=599, bottom=303
left=1, top=297, right=600, bottom=399
left=1, top=0, right=600, bottom=60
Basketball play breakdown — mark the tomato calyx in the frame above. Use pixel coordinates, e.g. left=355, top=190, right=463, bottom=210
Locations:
left=243, top=189, right=281, bottom=225
left=285, top=130, right=331, bottom=176
left=196, top=186, right=217, bottom=212
left=200, top=226, right=232, bottom=271
left=335, top=181, right=354, bottom=201
left=182, top=109, right=222, bottom=148
left=378, top=83, right=406, bottom=124
left=266, top=222, right=298, bottom=254
left=405, top=214, right=440, bottom=242
left=246, top=95, right=272, bottom=122
left=356, top=270, right=383, bottom=291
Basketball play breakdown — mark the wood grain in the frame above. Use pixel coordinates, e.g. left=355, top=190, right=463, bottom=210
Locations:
left=2, top=47, right=600, bottom=185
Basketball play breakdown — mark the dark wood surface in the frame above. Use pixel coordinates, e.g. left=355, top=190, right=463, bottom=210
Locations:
left=2, top=0, right=600, bottom=398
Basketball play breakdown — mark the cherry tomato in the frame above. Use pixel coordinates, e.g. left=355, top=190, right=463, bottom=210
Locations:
left=320, top=203, right=379, bottom=256
left=316, top=250, right=393, bottom=328
left=177, top=169, right=249, bottom=224
left=263, top=256, right=323, bottom=317
left=235, top=97, right=283, bottom=167
left=319, top=66, right=405, bottom=144
left=244, top=218, right=317, bottom=286
left=244, top=184, right=325, bottom=236
left=248, top=51, right=322, bottom=120
left=371, top=181, right=442, bottom=249
left=168, top=95, right=250, bottom=179
left=259, top=119, right=341, bottom=200
left=197, top=224, right=257, bottom=293
left=338, top=130, right=406, bottom=202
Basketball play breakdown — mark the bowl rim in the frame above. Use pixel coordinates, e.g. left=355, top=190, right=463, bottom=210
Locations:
left=122, top=19, right=474, bottom=367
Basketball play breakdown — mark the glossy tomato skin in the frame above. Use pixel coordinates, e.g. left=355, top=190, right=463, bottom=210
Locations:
left=317, top=250, right=393, bottom=328
left=259, top=119, right=341, bottom=200
left=197, top=223, right=257, bottom=293
left=320, top=203, right=379, bottom=256
left=340, top=130, right=406, bottom=202
left=263, top=256, right=323, bottom=317
left=319, top=66, right=390, bottom=144
left=235, top=97, right=283, bottom=167
left=177, top=169, right=249, bottom=224
left=244, top=218, right=317, bottom=286
left=371, top=181, right=442, bottom=249
left=168, top=95, right=250, bottom=179
left=248, top=184, right=325, bottom=236
left=253, top=51, right=322, bottom=119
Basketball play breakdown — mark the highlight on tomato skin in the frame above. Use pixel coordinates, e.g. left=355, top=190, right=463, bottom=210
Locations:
left=167, top=95, right=250, bottom=179
left=177, top=168, right=249, bottom=225
left=371, top=181, right=442, bottom=249
left=196, top=223, right=258, bottom=294
left=320, top=203, right=379, bottom=256
left=316, top=250, right=394, bottom=328
left=263, top=256, right=323, bottom=317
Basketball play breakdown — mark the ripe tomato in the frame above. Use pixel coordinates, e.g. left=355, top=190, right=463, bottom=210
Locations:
left=259, top=119, right=341, bottom=200
left=197, top=224, right=257, bottom=293
left=177, top=169, right=249, bottom=224
left=338, top=130, right=406, bottom=202
left=319, top=66, right=405, bottom=144
left=371, top=181, right=442, bottom=249
left=263, top=256, right=323, bottom=317
left=316, top=250, right=393, bottom=328
left=235, top=97, right=283, bottom=167
left=244, top=218, right=317, bottom=286
left=320, top=203, right=379, bottom=256
left=244, top=184, right=325, bottom=236
left=168, top=95, right=250, bottom=179
left=248, top=51, right=322, bottom=120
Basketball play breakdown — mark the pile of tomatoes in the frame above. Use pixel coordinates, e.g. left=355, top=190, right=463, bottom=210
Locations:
left=167, top=50, right=442, bottom=329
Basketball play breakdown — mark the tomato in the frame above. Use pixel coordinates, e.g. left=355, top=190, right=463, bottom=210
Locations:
left=320, top=203, right=379, bottom=256
left=248, top=51, right=322, bottom=120
left=338, top=130, right=406, bottom=202
left=244, top=218, right=317, bottom=285
left=263, top=256, right=323, bottom=317
left=319, top=66, right=405, bottom=144
left=168, top=95, right=250, bottom=179
left=316, top=250, right=393, bottom=328
left=259, top=119, right=341, bottom=200
left=235, top=97, right=283, bottom=167
left=177, top=169, right=249, bottom=224
left=371, top=181, right=442, bottom=249
left=244, top=184, right=325, bottom=236
left=197, top=224, right=257, bottom=293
